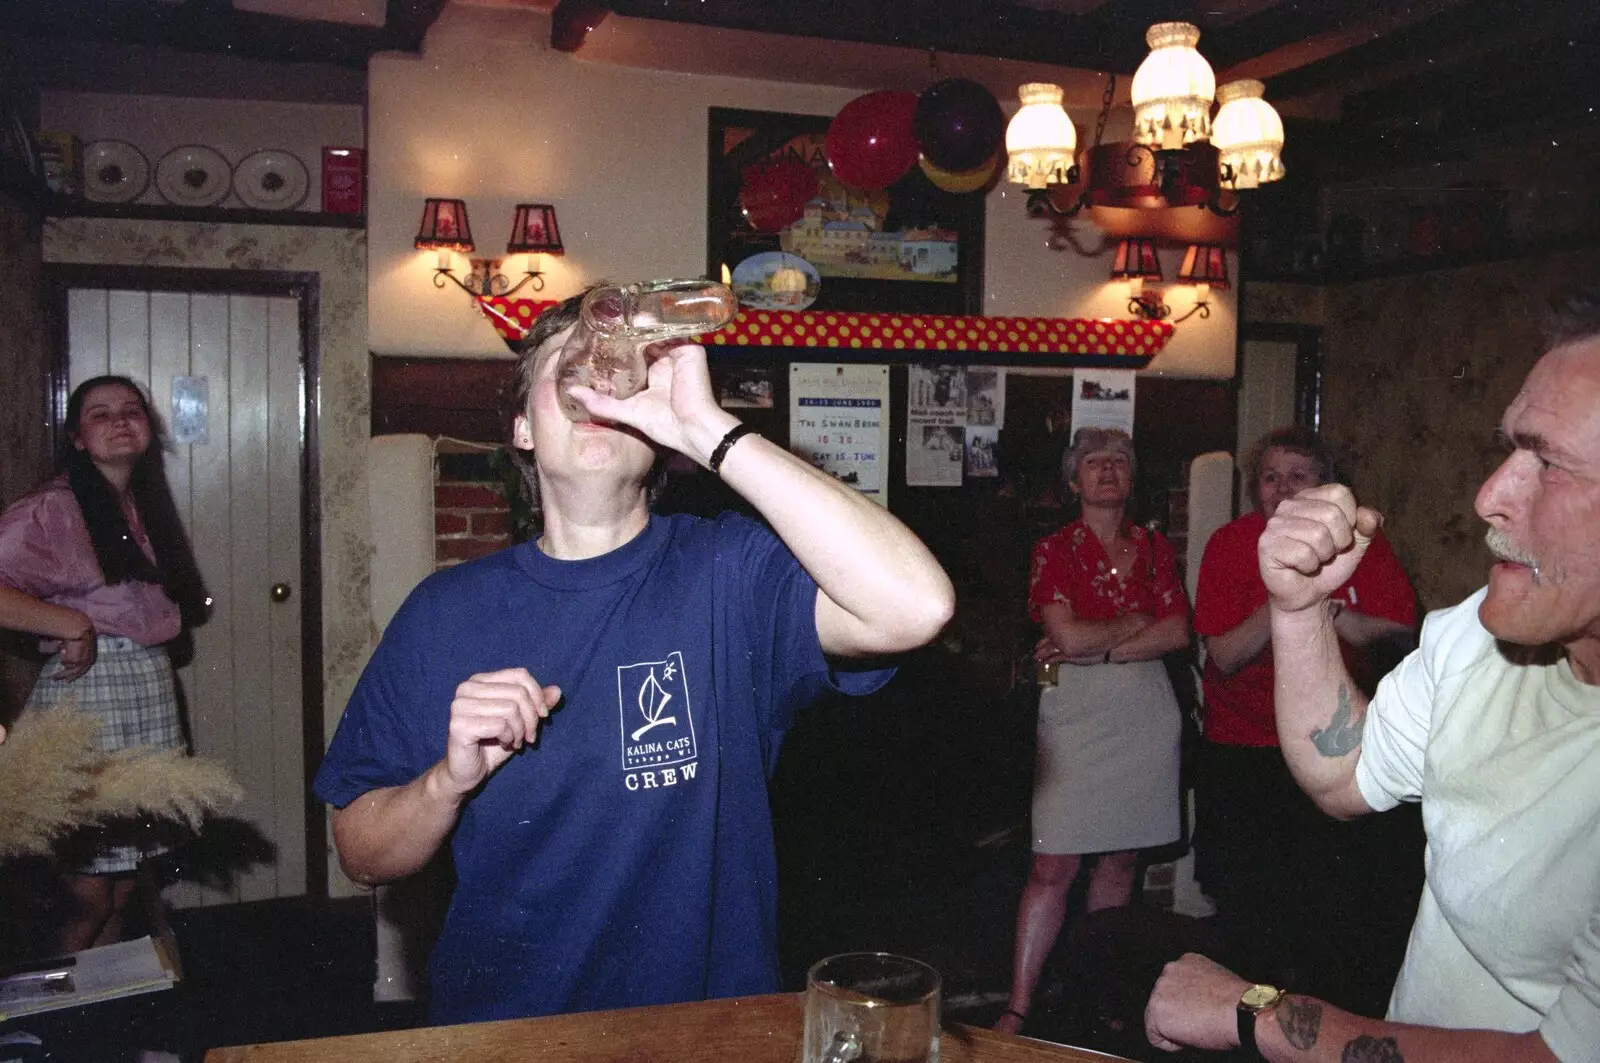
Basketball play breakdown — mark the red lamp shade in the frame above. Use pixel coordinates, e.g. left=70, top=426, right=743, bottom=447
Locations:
left=1178, top=243, right=1230, bottom=289
left=1111, top=238, right=1163, bottom=282
left=414, top=198, right=474, bottom=252
left=507, top=203, right=564, bottom=255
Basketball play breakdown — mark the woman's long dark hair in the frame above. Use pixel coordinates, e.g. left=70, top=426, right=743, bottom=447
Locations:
left=63, top=376, right=209, bottom=626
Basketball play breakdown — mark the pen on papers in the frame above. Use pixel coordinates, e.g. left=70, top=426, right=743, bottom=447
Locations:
left=4, top=969, right=75, bottom=994
left=0, top=955, right=77, bottom=980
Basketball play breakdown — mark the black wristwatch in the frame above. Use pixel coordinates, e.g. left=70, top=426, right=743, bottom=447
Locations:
left=1237, top=983, right=1286, bottom=1057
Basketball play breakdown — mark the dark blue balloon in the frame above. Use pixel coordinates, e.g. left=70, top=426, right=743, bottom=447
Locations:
left=914, top=78, right=1005, bottom=173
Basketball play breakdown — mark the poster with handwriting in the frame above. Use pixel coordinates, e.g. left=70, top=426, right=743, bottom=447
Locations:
left=789, top=363, right=889, bottom=507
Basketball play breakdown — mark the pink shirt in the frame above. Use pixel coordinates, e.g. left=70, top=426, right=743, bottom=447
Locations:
left=0, top=476, right=181, bottom=647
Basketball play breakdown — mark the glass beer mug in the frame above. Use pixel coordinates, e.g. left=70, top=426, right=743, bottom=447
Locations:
left=803, top=952, right=941, bottom=1063
left=555, top=278, right=738, bottom=422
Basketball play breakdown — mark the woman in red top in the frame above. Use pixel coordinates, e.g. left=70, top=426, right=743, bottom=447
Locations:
left=995, top=428, right=1192, bottom=1034
left=0, top=376, right=206, bottom=952
left=1191, top=425, right=1417, bottom=1006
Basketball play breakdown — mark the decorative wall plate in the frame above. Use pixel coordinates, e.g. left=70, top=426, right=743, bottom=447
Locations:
left=233, top=149, right=308, bottom=211
left=83, top=140, right=150, bottom=203
left=731, top=251, right=820, bottom=311
left=154, top=145, right=231, bottom=207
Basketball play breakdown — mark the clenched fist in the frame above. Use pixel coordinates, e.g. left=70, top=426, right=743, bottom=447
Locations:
left=1258, top=484, right=1382, bottom=614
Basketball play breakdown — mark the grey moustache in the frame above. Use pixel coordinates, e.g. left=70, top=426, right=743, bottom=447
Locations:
left=1485, top=527, right=1541, bottom=583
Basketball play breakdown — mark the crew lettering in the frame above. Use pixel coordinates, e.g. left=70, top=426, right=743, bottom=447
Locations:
left=624, top=761, right=697, bottom=790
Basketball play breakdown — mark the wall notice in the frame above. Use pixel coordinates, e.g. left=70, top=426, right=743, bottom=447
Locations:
left=789, top=363, right=890, bottom=507
left=1070, top=368, right=1136, bottom=437
left=906, top=365, right=966, bottom=487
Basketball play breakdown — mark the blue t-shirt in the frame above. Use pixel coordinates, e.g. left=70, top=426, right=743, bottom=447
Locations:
left=314, top=512, right=891, bottom=1024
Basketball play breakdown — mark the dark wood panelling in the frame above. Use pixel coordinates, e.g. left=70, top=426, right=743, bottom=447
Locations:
left=49, top=202, right=365, bottom=229
left=371, top=356, right=515, bottom=442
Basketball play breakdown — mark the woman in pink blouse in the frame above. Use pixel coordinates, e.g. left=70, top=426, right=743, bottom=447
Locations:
left=995, top=427, right=1192, bottom=1035
left=0, top=376, right=205, bottom=952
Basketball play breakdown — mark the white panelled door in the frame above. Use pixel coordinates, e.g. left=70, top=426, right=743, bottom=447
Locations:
left=1235, top=337, right=1300, bottom=509
left=67, top=286, right=307, bottom=905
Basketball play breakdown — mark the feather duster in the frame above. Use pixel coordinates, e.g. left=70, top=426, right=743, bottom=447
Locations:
left=0, top=708, right=242, bottom=860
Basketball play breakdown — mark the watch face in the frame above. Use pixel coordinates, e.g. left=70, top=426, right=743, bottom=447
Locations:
left=1241, top=984, right=1283, bottom=1010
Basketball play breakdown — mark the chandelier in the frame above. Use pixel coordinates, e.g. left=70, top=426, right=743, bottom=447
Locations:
left=1006, top=21, right=1285, bottom=218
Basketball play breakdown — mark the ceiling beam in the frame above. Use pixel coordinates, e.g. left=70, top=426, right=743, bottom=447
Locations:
left=3, top=0, right=450, bottom=69
left=1263, top=0, right=1597, bottom=104
left=551, top=0, right=609, bottom=53
left=599, top=0, right=1154, bottom=71
left=1197, top=0, right=1422, bottom=71
left=385, top=0, right=452, bottom=53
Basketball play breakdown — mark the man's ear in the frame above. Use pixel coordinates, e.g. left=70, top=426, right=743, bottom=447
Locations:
left=512, top=413, right=534, bottom=450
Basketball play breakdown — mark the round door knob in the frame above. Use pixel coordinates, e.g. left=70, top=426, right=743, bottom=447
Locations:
left=270, top=582, right=292, bottom=603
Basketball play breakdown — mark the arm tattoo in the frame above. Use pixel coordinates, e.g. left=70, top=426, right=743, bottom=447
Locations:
left=1341, top=1034, right=1404, bottom=1062
left=1311, top=683, right=1364, bottom=758
left=1276, top=997, right=1322, bottom=1049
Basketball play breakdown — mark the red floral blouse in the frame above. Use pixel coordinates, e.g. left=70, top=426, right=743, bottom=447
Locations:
left=1028, top=518, right=1188, bottom=623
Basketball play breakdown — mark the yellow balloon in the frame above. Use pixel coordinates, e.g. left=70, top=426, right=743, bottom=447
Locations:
left=918, top=153, right=998, bottom=194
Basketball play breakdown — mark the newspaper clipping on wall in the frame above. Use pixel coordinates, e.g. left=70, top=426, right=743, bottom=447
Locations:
left=964, top=366, right=1003, bottom=479
left=1070, top=368, right=1136, bottom=437
left=906, top=365, right=966, bottom=487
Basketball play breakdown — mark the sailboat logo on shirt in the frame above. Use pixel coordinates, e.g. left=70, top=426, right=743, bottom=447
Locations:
left=617, top=651, right=699, bottom=790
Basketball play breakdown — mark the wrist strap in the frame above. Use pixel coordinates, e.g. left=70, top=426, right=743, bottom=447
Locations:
left=708, top=423, right=756, bottom=475
left=1237, top=1007, right=1259, bottom=1058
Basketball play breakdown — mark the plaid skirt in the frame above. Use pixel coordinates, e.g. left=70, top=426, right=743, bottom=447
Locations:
left=25, top=635, right=187, bottom=874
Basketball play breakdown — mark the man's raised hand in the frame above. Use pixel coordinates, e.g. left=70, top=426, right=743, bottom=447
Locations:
left=1258, top=484, right=1381, bottom=614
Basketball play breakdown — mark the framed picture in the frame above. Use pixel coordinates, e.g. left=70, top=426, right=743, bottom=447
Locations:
left=707, top=107, right=985, bottom=316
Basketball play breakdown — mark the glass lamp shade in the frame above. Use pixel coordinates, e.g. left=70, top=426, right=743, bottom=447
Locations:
left=507, top=203, right=565, bottom=255
left=414, top=198, right=474, bottom=252
left=1212, top=80, right=1286, bottom=189
left=1131, top=22, right=1216, bottom=151
left=1178, top=244, right=1229, bottom=289
left=1111, top=238, right=1164, bottom=282
left=1004, top=83, right=1078, bottom=190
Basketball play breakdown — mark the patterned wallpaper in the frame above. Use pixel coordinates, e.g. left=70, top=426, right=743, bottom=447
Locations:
left=42, top=219, right=373, bottom=799
left=1319, top=248, right=1600, bottom=612
left=1244, top=282, right=1326, bottom=327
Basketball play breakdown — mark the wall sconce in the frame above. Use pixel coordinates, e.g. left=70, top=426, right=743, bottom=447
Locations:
left=1169, top=243, right=1229, bottom=322
left=1110, top=238, right=1169, bottom=321
left=415, top=198, right=564, bottom=301
left=505, top=203, right=565, bottom=291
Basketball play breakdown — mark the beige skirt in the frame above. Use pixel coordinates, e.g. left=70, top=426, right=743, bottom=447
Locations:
left=1031, top=658, right=1181, bottom=855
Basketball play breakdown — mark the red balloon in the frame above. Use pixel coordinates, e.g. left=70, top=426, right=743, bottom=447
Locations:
left=825, top=91, right=920, bottom=191
left=738, top=158, right=820, bottom=233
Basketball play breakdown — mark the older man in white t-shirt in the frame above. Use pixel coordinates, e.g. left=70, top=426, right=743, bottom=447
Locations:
left=1144, top=287, right=1600, bottom=1063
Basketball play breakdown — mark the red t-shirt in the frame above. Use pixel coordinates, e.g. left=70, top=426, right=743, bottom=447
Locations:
left=1192, top=509, right=1417, bottom=747
left=1029, top=518, right=1188, bottom=623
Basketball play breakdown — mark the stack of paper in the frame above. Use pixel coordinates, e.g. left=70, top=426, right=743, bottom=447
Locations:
left=0, top=936, right=177, bottom=1021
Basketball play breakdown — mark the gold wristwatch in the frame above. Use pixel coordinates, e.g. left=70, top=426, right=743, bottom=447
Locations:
left=1237, top=983, right=1286, bottom=1057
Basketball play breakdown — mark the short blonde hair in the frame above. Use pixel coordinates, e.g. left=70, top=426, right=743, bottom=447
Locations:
left=1061, top=427, right=1135, bottom=495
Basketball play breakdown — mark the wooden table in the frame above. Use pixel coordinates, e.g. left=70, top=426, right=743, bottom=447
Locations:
left=204, top=993, right=1131, bottom=1062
